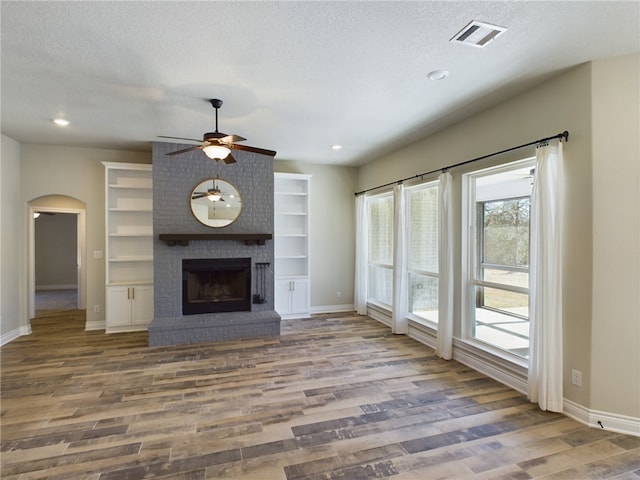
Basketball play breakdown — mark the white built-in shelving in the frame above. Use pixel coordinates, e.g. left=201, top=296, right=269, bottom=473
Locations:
left=103, top=162, right=154, bottom=332
left=274, top=172, right=311, bottom=319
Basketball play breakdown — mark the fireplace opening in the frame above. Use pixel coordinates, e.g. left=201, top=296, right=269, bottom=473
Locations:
left=182, top=258, right=251, bottom=315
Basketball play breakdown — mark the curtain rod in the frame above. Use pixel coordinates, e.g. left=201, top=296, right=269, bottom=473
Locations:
left=354, top=130, right=569, bottom=196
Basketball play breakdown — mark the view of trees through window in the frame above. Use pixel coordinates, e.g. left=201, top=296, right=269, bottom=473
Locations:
left=468, top=161, right=535, bottom=358
left=482, top=197, right=530, bottom=268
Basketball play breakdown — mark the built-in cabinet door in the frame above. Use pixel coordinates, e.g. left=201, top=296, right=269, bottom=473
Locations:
left=274, top=279, right=292, bottom=315
left=289, top=278, right=309, bottom=315
left=275, top=278, right=310, bottom=317
left=106, top=284, right=154, bottom=331
left=131, top=285, right=154, bottom=325
left=106, top=286, right=133, bottom=327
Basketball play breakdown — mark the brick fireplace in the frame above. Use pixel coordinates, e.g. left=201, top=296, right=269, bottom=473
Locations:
left=182, top=257, right=251, bottom=315
left=148, top=142, right=280, bottom=346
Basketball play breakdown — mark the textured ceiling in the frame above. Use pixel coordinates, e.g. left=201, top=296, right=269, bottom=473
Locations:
left=1, top=1, right=638, bottom=166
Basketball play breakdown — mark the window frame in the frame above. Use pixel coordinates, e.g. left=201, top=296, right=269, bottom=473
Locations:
left=366, top=191, right=394, bottom=309
left=461, top=158, right=535, bottom=365
left=405, top=180, right=439, bottom=328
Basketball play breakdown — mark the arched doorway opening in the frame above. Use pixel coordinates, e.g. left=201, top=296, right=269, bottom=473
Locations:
left=27, top=195, right=87, bottom=322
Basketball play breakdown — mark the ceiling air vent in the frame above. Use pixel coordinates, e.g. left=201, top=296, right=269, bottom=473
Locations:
left=450, top=20, right=507, bottom=48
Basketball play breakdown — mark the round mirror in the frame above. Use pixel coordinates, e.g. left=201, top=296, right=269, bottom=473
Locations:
left=190, top=178, right=242, bottom=227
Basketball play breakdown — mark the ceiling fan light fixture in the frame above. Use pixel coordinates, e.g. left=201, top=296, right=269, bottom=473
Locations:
left=203, top=144, right=231, bottom=160
left=52, top=117, right=70, bottom=127
left=207, top=192, right=222, bottom=202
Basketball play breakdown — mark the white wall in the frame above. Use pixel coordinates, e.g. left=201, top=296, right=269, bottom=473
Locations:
left=20, top=145, right=150, bottom=327
left=275, top=160, right=358, bottom=311
left=357, top=56, right=640, bottom=421
left=591, top=54, right=640, bottom=421
left=1, top=135, right=25, bottom=343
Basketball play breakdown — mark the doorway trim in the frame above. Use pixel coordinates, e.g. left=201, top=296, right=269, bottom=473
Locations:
left=28, top=205, right=87, bottom=320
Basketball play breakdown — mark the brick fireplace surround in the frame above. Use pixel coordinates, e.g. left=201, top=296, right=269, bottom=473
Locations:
left=148, top=142, right=280, bottom=346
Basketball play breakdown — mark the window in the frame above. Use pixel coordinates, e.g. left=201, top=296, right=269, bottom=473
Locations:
left=463, top=160, right=535, bottom=358
left=407, top=182, right=439, bottom=326
left=367, top=193, right=393, bottom=306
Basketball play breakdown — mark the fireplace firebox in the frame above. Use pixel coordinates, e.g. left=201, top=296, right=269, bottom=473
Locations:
left=182, top=258, right=251, bottom=315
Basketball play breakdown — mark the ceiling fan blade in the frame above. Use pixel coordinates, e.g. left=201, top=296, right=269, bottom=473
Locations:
left=220, top=134, right=247, bottom=144
left=230, top=143, right=277, bottom=157
left=223, top=152, right=236, bottom=164
left=166, top=145, right=203, bottom=156
left=191, top=193, right=208, bottom=199
left=158, top=135, right=202, bottom=143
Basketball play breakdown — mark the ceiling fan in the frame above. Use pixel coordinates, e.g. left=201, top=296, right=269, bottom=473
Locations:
left=159, top=99, right=276, bottom=163
left=192, top=182, right=225, bottom=202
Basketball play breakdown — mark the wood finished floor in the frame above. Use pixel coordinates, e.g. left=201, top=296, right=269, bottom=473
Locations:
left=2, top=311, right=639, bottom=480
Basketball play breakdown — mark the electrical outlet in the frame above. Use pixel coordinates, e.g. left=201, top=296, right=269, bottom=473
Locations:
left=93, top=305, right=100, bottom=313
left=93, top=250, right=103, bottom=259
left=337, top=291, right=342, bottom=298
left=571, top=369, right=582, bottom=387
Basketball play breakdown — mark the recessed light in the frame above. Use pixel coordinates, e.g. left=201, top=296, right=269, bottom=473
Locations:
left=52, top=118, right=70, bottom=127
left=331, top=145, right=342, bottom=151
left=427, top=70, right=449, bottom=81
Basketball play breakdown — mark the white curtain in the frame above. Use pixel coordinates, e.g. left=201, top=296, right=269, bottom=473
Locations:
left=354, top=194, right=368, bottom=315
left=392, top=183, right=409, bottom=333
left=528, top=141, right=565, bottom=412
left=436, top=171, right=454, bottom=359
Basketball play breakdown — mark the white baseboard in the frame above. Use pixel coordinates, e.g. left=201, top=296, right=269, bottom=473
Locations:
left=564, top=399, right=640, bottom=437
left=1, top=324, right=32, bottom=346
left=35, top=284, right=77, bottom=291
left=85, top=320, right=106, bottom=331
left=310, top=304, right=355, bottom=314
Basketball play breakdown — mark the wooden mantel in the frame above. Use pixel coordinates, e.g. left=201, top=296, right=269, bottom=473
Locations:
left=158, top=233, right=272, bottom=246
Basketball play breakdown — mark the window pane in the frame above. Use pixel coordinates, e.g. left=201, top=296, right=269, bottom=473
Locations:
left=473, top=286, right=529, bottom=357
left=482, top=198, right=530, bottom=267
left=369, top=265, right=392, bottom=305
left=409, top=186, right=438, bottom=273
left=482, top=268, right=529, bottom=289
left=370, top=196, right=393, bottom=264
left=478, top=286, right=529, bottom=315
left=409, top=273, right=438, bottom=323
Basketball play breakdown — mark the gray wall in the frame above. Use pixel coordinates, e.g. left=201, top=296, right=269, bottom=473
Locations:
left=152, top=141, right=275, bottom=317
left=1, top=135, right=24, bottom=341
left=590, top=54, right=640, bottom=419
left=35, top=213, right=77, bottom=288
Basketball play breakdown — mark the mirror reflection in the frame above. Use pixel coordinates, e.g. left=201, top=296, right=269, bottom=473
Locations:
left=190, top=178, right=242, bottom=227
